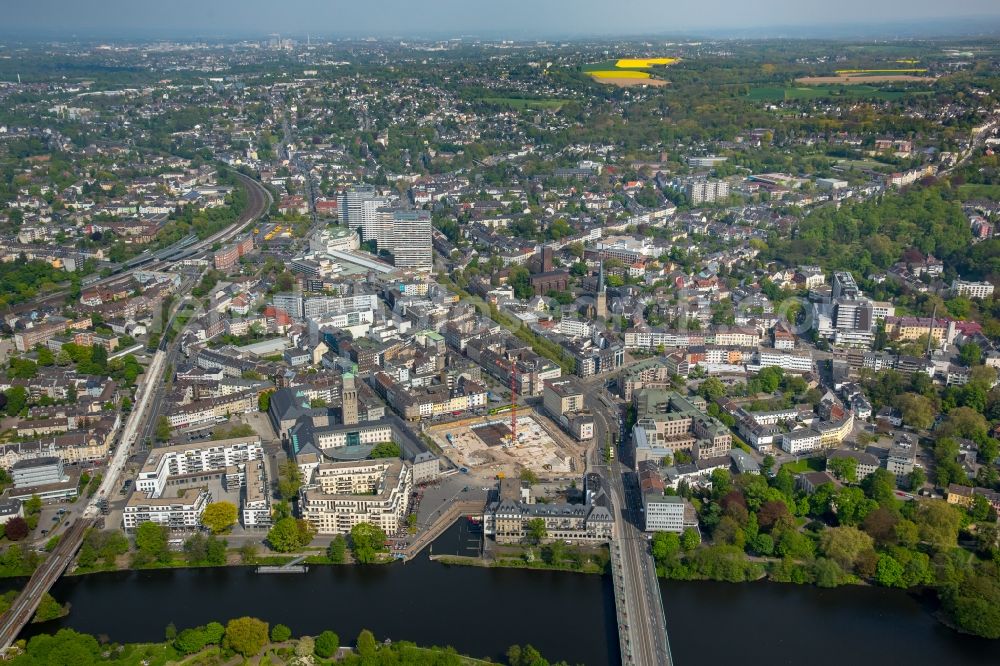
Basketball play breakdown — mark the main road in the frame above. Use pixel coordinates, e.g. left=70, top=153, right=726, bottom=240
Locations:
left=587, top=385, right=673, bottom=666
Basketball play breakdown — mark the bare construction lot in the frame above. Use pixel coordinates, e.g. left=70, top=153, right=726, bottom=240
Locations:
left=428, top=410, right=583, bottom=479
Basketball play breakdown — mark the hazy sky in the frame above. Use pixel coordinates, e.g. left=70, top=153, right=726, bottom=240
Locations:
left=6, top=0, right=1000, bottom=38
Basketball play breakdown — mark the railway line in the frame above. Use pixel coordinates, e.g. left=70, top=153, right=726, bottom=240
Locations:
left=0, top=172, right=272, bottom=650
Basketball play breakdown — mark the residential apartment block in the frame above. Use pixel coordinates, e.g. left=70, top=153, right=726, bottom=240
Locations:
left=300, top=459, right=412, bottom=536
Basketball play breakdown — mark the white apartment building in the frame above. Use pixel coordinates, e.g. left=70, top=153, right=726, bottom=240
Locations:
left=558, top=318, right=592, bottom=338
left=643, top=494, right=686, bottom=533
left=755, top=351, right=813, bottom=373
left=781, top=428, right=822, bottom=455
left=306, top=423, right=393, bottom=454
left=303, top=294, right=379, bottom=319
left=165, top=391, right=256, bottom=428
left=136, top=437, right=263, bottom=499
left=301, top=459, right=413, bottom=536
left=338, top=186, right=388, bottom=230
left=714, top=329, right=761, bottom=347
left=952, top=280, right=995, bottom=299
left=122, top=488, right=211, bottom=533
left=388, top=210, right=432, bottom=271
left=685, top=179, right=729, bottom=204
left=242, top=461, right=271, bottom=528
left=411, top=452, right=440, bottom=485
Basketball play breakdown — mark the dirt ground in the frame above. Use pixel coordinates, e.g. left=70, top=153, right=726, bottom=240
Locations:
left=427, top=409, right=586, bottom=480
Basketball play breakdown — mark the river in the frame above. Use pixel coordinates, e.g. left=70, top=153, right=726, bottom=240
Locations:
left=14, top=525, right=999, bottom=665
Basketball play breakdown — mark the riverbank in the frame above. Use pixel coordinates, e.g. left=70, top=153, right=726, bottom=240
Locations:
left=9, top=618, right=514, bottom=666
left=431, top=553, right=606, bottom=575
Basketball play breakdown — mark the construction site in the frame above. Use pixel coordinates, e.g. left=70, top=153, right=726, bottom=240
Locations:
left=427, top=409, right=582, bottom=480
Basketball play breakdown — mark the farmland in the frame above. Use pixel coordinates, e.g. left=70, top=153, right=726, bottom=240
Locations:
left=796, top=68, right=934, bottom=85
left=583, top=57, right=675, bottom=87
left=591, top=70, right=651, bottom=80
left=615, top=57, right=679, bottom=68
left=834, top=68, right=928, bottom=74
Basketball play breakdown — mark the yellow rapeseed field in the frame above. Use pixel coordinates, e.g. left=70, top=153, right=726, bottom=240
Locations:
left=590, top=70, right=651, bottom=79
left=615, top=57, right=679, bottom=68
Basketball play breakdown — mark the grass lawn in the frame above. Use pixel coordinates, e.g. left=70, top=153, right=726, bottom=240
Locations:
left=957, top=183, right=1000, bottom=201
left=781, top=457, right=826, bottom=474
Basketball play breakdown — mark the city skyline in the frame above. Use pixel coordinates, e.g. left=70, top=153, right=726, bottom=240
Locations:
left=4, top=0, right=1000, bottom=39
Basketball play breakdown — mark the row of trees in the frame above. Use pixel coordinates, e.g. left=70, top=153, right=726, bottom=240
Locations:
left=11, top=621, right=535, bottom=664
left=657, top=458, right=1000, bottom=637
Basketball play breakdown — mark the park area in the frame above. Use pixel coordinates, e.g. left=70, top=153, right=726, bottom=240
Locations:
left=428, top=411, right=579, bottom=479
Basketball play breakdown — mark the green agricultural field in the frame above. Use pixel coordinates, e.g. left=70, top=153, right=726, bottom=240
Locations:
left=479, top=97, right=569, bottom=110
left=749, top=85, right=928, bottom=101
left=957, top=184, right=1000, bottom=200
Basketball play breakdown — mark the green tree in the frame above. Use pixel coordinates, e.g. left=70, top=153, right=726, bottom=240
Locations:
left=942, top=572, right=1000, bottom=639
left=277, top=461, right=303, bottom=500
left=959, top=342, right=982, bottom=367
left=525, top=518, right=547, bottom=545
left=350, top=522, right=387, bottom=563
left=36, top=347, right=54, bottom=367
left=827, top=456, right=858, bottom=483
left=914, top=500, right=961, bottom=549
left=894, top=393, right=935, bottom=430
left=651, top=532, right=681, bottom=565
left=369, top=442, right=401, bottom=459
left=874, top=554, right=906, bottom=587
left=819, top=526, right=874, bottom=571
left=24, top=495, right=42, bottom=516
left=5, top=386, right=27, bottom=417
left=813, top=557, right=845, bottom=588
left=861, top=468, right=897, bottom=507
left=761, top=454, right=776, bottom=477
left=267, top=517, right=312, bottom=553
left=201, top=501, right=238, bottom=534
left=258, top=390, right=273, bottom=412
left=907, top=467, right=927, bottom=492
left=327, top=535, right=347, bottom=564
left=508, top=266, right=534, bottom=300
left=750, top=533, right=775, bottom=556
left=979, top=438, right=999, bottom=465
left=756, top=366, right=784, bottom=393
left=314, top=630, right=340, bottom=658
left=224, top=616, right=269, bottom=657
left=681, top=528, right=700, bottom=551
left=154, top=415, right=172, bottom=442
left=355, top=629, right=377, bottom=659
left=270, top=624, right=292, bottom=643
left=133, top=521, right=170, bottom=565
left=699, top=377, right=726, bottom=401
left=90, top=344, right=108, bottom=371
